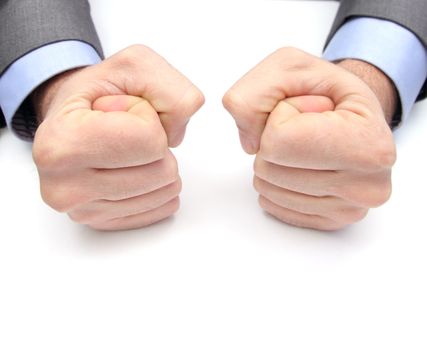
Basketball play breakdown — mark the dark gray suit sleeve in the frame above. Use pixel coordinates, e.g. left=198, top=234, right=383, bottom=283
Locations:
left=0, top=0, right=103, bottom=132
left=0, top=0, right=103, bottom=74
left=327, top=0, right=427, bottom=100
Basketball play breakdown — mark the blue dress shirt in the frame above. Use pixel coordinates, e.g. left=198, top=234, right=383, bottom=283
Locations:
left=324, top=17, right=427, bottom=127
left=0, top=40, right=101, bottom=140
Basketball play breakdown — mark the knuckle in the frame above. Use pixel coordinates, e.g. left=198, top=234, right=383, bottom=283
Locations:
left=259, top=195, right=344, bottom=231
left=253, top=176, right=265, bottom=194
left=68, top=210, right=101, bottom=225
left=367, top=182, right=393, bottom=208
left=33, top=140, right=65, bottom=171
left=181, top=86, right=205, bottom=113
left=222, top=88, right=246, bottom=115
left=161, top=153, right=179, bottom=183
left=350, top=207, right=370, bottom=222
left=253, top=156, right=266, bottom=178
left=33, top=130, right=81, bottom=171
left=167, top=196, right=181, bottom=214
left=116, top=44, right=153, bottom=66
left=32, top=142, right=53, bottom=170
left=317, top=221, right=347, bottom=232
left=333, top=207, right=369, bottom=225
left=171, top=178, right=183, bottom=196
left=275, top=46, right=302, bottom=57
left=335, top=180, right=392, bottom=209
left=34, top=148, right=75, bottom=172
left=40, top=185, right=85, bottom=213
left=87, top=221, right=114, bottom=232
left=273, top=47, right=311, bottom=68
left=374, top=141, right=397, bottom=169
left=362, top=140, right=397, bottom=171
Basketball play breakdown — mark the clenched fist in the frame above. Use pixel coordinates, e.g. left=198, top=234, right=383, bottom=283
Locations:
left=32, top=45, right=204, bottom=230
left=223, top=47, right=397, bottom=231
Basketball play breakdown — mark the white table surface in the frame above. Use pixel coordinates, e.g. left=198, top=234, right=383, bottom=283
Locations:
left=1, top=1, right=426, bottom=349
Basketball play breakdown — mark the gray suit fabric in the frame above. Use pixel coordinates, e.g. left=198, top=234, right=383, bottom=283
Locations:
left=329, top=0, right=427, bottom=101
left=0, top=0, right=103, bottom=74
left=0, top=0, right=103, bottom=128
left=0, top=0, right=426, bottom=129
left=329, top=0, right=427, bottom=47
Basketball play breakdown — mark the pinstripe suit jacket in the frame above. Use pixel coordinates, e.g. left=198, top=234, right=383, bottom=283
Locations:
left=0, top=0, right=426, bottom=128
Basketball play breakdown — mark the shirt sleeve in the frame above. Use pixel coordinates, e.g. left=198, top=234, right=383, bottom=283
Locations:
left=0, top=40, right=101, bottom=141
left=323, top=17, right=427, bottom=128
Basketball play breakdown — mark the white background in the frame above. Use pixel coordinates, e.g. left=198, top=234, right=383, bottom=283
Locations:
left=1, top=1, right=426, bottom=349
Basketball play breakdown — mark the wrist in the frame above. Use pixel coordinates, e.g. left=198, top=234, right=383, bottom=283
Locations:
left=32, top=68, right=84, bottom=123
left=336, top=59, right=398, bottom=126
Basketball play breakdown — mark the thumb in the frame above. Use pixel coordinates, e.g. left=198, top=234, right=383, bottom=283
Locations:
left=99, top=45, right=205, bottom=147
left=282, top=95, right=335, bottom=115
left=223, top=47, right=380, bottom=155
left=93, top=94, right=157, bottom=119
left=56, top=45, right=204, bottom=148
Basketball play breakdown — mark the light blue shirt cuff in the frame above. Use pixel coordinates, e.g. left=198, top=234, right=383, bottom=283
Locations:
left=0, top=40, right=101, bottom=140
left=323, top=17, right=427, bottom=126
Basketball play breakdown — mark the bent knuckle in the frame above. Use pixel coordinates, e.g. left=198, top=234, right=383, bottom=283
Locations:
left=336, top=180, right=392, bottom=208
left=180, top=86, right=205, bottom=114
left=168, top=196, right=181, bottom=214
left=360, top=139, right=397, bottom=171
left=373, top=141, right=397, bottom=169
left=368, top=182, right=393, bottom=208
left=171, top=178, right=183, bottom=196
left=161, top=153, right=179, bottom=183
left=275, top=46, right=303, bottom=57
left=273, top=47, right=312, bottom=68
left=222, top=88, right=247, bottom=115
left=40, top=185, right=84, bottom=213
left=68, top=210, right=102, bottom=225
left=333, top=207, right=369, bottom=225
left=33, top=141, right=69, bottom=171
left=116, top=44, right=154, bottom=66
left=253, top=176, right=261, bottom=193
left=33, top=131, right=83, bottom=171
left=253, top=156, right=268, bottom=178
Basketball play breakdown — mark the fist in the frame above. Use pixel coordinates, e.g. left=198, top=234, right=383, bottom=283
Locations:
left=32, top=45, right=204, bottom=230
left=223, top=47, right=396, bottom=231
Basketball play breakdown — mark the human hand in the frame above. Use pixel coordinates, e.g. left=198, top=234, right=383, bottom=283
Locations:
left=223, top=48, right=396, bottom=231
left=32, top=45, right=204, bottom=231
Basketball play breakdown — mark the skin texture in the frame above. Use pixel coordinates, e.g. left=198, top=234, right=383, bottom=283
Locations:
left=223, top=47, right=397, bottom=231
left=32, top=45, right=204, bottom=231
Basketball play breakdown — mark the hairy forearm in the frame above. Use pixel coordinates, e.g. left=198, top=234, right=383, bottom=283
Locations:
left=337, top=59, right=398, bottom=127
left=32, top=68, right=84, bottom=123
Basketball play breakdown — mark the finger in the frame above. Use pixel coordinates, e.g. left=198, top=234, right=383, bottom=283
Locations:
left=260, top=99, right=395, bottom=171
left=282, top=95, right=335, bottom=114
left=92, top=95, right=145, bottom=113
left=254, top=176, right=368, bottom=225
left=89, top=197, right=180, bottom=231
left=34, top=96, right=169, bottom=170
left=99, top=45, right=205, bottom=147
left=46, top=46, right=204, bottom=148
left=254, top=155, right=338, bottom=197
left=91, top=150, right=179, bottom=201
left=94, top=95, right=194, bottom=149
left=223, top=47, right=383, bottom=154
left=254, top=156, right=392, bottom=207
left=258, top=196, right=344, bottom=231
left=39, top=150, right=179, bottom=211
left=68, top=179, right=182, bottom=224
